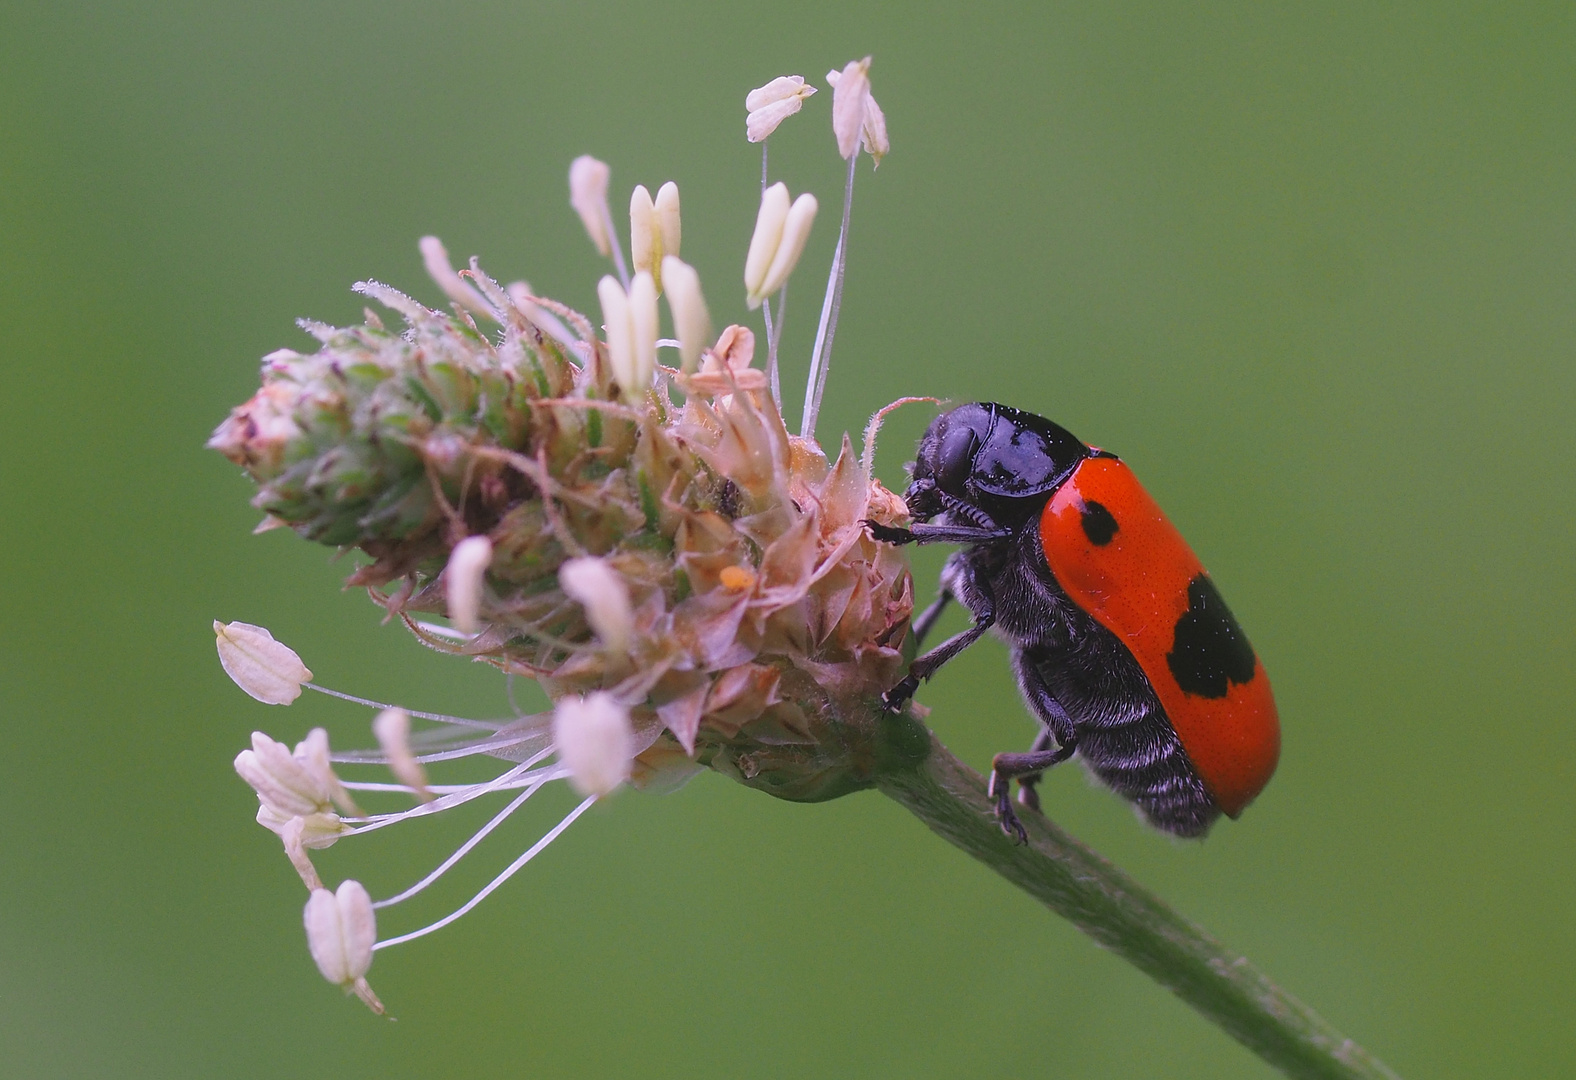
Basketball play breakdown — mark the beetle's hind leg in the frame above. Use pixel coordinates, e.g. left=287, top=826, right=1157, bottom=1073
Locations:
left=1014, top=729, right=1055, bottom=813
left=990, top=741, right=1076, bottom=844
left=994, top=650, right=1080, bottom=837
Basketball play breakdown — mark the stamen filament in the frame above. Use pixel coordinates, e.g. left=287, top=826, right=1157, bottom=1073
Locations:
left=305, top=684, right=503, bottom=731
left=801, top=151, right=859, bottom=440
left=761, top=296, right=779, bottom=408
left=373, top=776, right=553, bottom=909
left=601, top=202, right=630, bottom=291
left=341, top=749, right=557, bottom=832
left=372, top=795, right=597, bottom=950
left=769, top=280, right=788, bottom=403
left=340, top=767, right=569, bottom=797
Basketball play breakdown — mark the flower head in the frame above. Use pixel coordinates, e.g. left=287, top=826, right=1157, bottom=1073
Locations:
left=211, top=58, right=906, bottom=1014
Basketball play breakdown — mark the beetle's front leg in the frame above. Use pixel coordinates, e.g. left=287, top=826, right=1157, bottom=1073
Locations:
left=882, top=569, right=995, bottom=712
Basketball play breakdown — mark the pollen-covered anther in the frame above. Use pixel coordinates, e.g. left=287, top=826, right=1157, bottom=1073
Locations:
left=444, top=535, right=493, bottom=634
left=569, top=155, right=613, bottom=256
left=660, top=256, right=711, bottom=373
left=215, top=620, right=312, bottom=705
left=827, top=57, right=888, bottom=165
left=373, top=707, right=433, bottom=801
left=303, top=881, right=384, bottom=1015
left=552, top=692, right=636, bottom=798
left=745, top=75, right=817, bottom=142
left=630, top=182, right=681, bottom=290
left=235, top=727, right=358, bottom=820
left=744, top=185, right=817, bottom=309
left=599, top=273, right=657, bottom=402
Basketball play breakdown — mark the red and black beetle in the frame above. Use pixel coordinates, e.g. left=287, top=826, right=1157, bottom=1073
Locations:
left=869, top=402, right=1279, bottom=841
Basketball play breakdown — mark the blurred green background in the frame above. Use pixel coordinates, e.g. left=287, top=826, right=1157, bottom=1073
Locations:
left=2, top=2, right=1572, bottom=1077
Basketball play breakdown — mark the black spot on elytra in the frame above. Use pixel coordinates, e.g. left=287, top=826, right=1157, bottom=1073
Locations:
left=1166, top=574, right=1257, bottom=698
left=1080, top=500, right=1119, bottom=545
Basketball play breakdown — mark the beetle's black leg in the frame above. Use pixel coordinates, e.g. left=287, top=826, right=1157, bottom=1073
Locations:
left=865, top=520, right=1013, bottom=546
left=910, top=553, right=968, bottom=648
left=910, top=585, right=953, bottom=648
left=1014, top=729, right=1055, bottom=813
left=883, top=571, right=995, bottom=712
left=1010, top=650, right=1080, bottom=813
left=990, top=742, right=1076, bottom=844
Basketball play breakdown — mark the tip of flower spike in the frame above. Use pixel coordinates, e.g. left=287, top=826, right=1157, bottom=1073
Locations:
left=215, top=620, right=312, bottom=705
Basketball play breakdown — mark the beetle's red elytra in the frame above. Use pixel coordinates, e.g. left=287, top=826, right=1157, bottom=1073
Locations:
left=1039, top=456, right=1279, bottom=817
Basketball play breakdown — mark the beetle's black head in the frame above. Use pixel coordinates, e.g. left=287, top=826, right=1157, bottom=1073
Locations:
left=906, top=402, right=1091, bottom=526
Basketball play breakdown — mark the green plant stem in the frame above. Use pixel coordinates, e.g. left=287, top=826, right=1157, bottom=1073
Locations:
left=876, top=732, right=1401, bottom=1080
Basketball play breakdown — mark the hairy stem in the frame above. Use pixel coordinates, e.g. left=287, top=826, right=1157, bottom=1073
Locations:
left=876, top=733, right=1401, bottom=1080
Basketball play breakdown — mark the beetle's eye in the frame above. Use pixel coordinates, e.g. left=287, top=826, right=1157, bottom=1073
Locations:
left=937, top=427, right=978, bottom=495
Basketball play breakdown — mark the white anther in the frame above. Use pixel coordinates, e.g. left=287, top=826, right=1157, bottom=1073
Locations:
left=827, top=58, right=887, bottom=164
left=660, top=256, right=711, bottom=373
left=444, top=535, right=493, bottom=634
left=744, top=182, right=791, bottom=309
left=373, top=707, right=433, bottom=801
left=215, top=620, right=312, bottom=705
left=303, top=881, right=384, bottom=1014
left=630, top=183, right=681, bottom=291
left=569, top=155, right=613, bottom=256
left=552, top=692, right=635, bottom=798
left=628, top=270, right=659, bottom=398
left=235, top=728, right=357, bottom=819
left=746, top=75, right=817, bottom=142
left=558, top=556, right=634, bottom=654
left=758, top=193, right=818, bottom=299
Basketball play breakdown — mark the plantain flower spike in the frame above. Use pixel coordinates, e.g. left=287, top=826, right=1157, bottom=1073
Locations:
left=660, top=256, right=711, bottom=372
left=211, top=78, right=914, bottom=1012
left=569, top=155, right=613, bottom=256
left=215, top=621, right=312, bottom=705
left=746, top=75, right=817, bottom=142
left=304, top=881, right=384, bottom=1014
